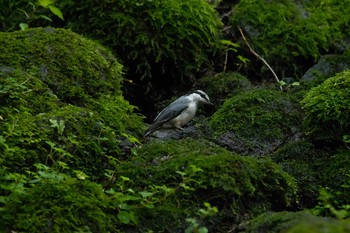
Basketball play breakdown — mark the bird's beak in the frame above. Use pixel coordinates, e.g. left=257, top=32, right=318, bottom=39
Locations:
left=207, top=100, right=213, bottom=105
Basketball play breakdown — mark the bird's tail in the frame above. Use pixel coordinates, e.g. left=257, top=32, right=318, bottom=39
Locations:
left=143, top=124, right=159, bottom=137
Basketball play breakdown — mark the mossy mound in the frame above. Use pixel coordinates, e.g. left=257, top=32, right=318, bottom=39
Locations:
left=245, top=211, right=350, bottom=233
left=301, top=70, right=350, bottom=142
left=270, top=142, right=327, bottom=208
left=58, top=0, right=223, bottom=87
left=0, top=28, right=144, bottom=179
left=230, top=0, right=350, bottom=78
left=301, top=69, right=350, bottom=142
left=117, top=138, right=296, bottom=231
left=0, top=27, right=124, bottom=107
left=0, top=167, right=116, bottom=233
left=196, top=72, right=252, bottom=108
left=210, top=89, right=302, bottom=156
left=271, top=141, right=350, bottom=210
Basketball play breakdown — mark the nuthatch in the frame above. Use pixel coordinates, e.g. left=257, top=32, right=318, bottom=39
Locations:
left=144, top=90, right=212, bottom=137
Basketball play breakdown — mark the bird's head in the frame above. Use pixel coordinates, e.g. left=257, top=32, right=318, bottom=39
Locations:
left=191, top=90, right=213, bottom=105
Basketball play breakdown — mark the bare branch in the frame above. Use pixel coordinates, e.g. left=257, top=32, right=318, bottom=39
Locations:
left=238, top=27, right=282, bottom=91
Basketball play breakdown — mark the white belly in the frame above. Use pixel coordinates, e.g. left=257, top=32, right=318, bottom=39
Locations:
left=169, top=103, right=197, bottom=128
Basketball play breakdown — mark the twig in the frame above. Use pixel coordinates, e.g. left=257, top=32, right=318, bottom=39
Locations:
left=223, top=50, right=228, bottom=73
left=238, top=27, right=282, bottom=91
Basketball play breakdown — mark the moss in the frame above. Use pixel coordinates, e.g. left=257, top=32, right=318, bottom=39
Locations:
left=301, top=70, right=350, bottom=141
left=117, top=138, right=296, bottom=231
left=0, top=28, right=144, bottom=179
left=271, top=142, right=350, bottom=210
left=0, top=170, right=117, bottom=233
left=270, top=141, right=327, bottom=208
left=288, top=219, right=350, bottom=233
left=245, top=211, right=350, bottom=233
left=210, top=88, right=302, bottom=156
left=196, top=72, right=252, bottom=108
left=0, top=28, right=124, bottom=106
left=0, top=104, right=123, bottom=179
left=230, top=0, right=350, bottom=77
left=0, top=68, right=59, bottom=115
left=57, top=0, right=223, bottom=83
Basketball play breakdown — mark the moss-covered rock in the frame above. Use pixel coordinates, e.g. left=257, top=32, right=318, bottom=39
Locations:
left=117, top=138, right=296, bottom=232
left=245, top=211, right=350, bottom=233
left=58, top=0, right=223, bottom=95
left=0, top=28, right=144, bottom=179
left=0, top=27, right=124, bottom=107
left=230, top=0, right=350, bottom=78
left=210, top=89, right=303, bottom=156
left=0, top=168, right=117, bottom=233
left=271, top=141, right=350, bottom=210
left=301, top=70, right=350, bottom=142
left=196, top=72, right=252, bottom=108
left=302, top=54, right=350, bottom=83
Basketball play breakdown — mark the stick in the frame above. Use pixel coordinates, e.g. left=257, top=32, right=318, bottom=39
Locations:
left=238, top=27, right=282, bottom=91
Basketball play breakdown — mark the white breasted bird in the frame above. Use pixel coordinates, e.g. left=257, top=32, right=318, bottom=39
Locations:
left=144, top=90, right=212, bottom=137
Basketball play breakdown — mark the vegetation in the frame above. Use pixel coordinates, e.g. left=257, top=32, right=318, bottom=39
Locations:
left=116, top=138, right=297, bottom=231
left=245, top=211, right=350, bottom=233
left=210, top=89, right=302, bottom=156
left=1, top=0, right=350, bottom=232
left=196, top=72, right=252, bottom=108
left=0, top=28, right=144, bottom=180
left=57, top=0, right=223, bottom=87
left=230, top=0, right=350, bottom=78
left=301, top=70, right=350, bottom=141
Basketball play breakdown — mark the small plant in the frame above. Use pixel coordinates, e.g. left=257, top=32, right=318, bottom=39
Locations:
left=312, top=175, right=350, bottom=219
left=185, top=202, right=218, bottom=233
left=18, top=0, right=64, bottom=30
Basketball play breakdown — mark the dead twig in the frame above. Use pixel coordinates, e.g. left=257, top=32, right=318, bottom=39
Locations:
left=238, top=27, right=282, bottom=91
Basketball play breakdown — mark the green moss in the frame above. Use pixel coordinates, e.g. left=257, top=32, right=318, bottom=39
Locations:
left=197, top=72, right=252, bottom=107
left=0, top=28, right=144, bottom=179
left=271, top=141, right=350, bottom=210
left=301, top=70, right=350, bottom=140
left=287, top=217, right=350, bottom=233
left=246, top=211, right=350, bottom=233
left=0, top=104, right=123, bottom=179
left=0, top=28, right=124, bottom=106
left=210, top=89, right=302, bottom=156
left=0, top=169, right=116, bottom=233
left=117, top=138, right=296, bottom=231
left=270, top=141, right=327, bottom=208
left=58, top=0, right=223, bottom=83
left=0, top=68, right=59, bottom=115
left=230, top=0, right=350, bottom=77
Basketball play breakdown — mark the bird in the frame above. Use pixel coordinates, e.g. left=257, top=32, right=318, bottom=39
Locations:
left=144, top=90, right=212, bottom=137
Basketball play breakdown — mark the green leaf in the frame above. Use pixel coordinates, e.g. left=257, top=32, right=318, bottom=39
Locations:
left=48, top=5, right=64, bottom=20
left=198, top=227, right=209, bottom=233
left=38, top=0, right=55, bottom=8
left=139, top=191, right=153, bottom=198
left=129, top=211, right=138, bottom=224
left=38, top=15, right=52, bottom=22
left=141, top=202, right=154, bottom=209
left=278, top=80, right=287, bottom=86
left=117, top=210, right=130, bottom=224
left=19, top=23, right=29, bottom=30
left=73, top=170, right=89, bottom=180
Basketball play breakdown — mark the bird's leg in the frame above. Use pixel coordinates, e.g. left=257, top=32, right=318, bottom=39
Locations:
left=175, top=126, right=184, bottom=131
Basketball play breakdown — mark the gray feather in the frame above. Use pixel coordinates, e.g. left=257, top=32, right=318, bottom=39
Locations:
left=144, top=96, right=191, bottom=137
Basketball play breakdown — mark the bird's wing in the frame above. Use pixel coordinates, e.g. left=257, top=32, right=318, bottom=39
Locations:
left=144, top=96, right=190, bottom=137
left=153, top=96, right=191, bottom=124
